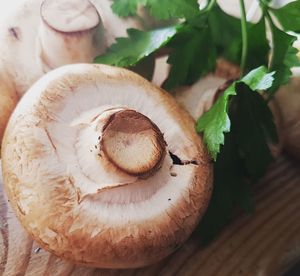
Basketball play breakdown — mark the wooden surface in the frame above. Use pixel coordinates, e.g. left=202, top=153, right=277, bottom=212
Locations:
left=0, top=154, right=300, bottom=276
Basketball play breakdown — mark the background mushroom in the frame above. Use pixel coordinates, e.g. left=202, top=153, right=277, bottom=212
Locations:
left=0, top=0, right=151, bottom=145
left=274, top=67, right=300, bottom=159
left=1, top=64, right=213, bottom=268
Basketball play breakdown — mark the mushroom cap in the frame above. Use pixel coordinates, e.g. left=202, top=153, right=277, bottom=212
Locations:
left=41, top=0, right=100, bottom=33
left=2, top=64, right=212, bottom=268
left=274, top=67, right=300, bottom=159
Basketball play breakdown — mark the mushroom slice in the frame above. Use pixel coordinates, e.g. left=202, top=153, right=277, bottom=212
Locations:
left=2, top=64, right=212, bottom=268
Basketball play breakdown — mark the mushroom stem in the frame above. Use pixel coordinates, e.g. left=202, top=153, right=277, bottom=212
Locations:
left=38, top=0, right=106, bottom=70
left=101, top=110, right=166, bottom=178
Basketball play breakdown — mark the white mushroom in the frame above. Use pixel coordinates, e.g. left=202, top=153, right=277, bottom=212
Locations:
left=175, top=59, right=241, bottom=120
left=1, top=64, right=212, bottom=268
left=274, top=67, right=300, bottom=159
left=0, top=0, right=143, bottom=144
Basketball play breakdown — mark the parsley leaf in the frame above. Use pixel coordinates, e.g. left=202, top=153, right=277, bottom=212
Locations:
left=271, top=0, right=300, bottom=32
left=242, top=66, right=275, bottom=91
left=198, top=131, right=253, bottom=244
left=208, top=5, right=242, bottom=63
left=196, top=66, right=274, bottom=160
left=268, top=24, right=300, bottom=93
left=163, top=23, right=217, bottom=90
left=231, top=83, right=277, bottom=179
left=198, top=77, right=277, bottom=243
left=246, top=18, right=270, bottom=69
left=94, top=26, right=179, bottom=67
left=111, top=0, right=200, bottom=20
left=111, top=0, right=140, bottom=17
left=208, top=7, right=269, bottom=70
left=196, top=84, right=235, bottom=160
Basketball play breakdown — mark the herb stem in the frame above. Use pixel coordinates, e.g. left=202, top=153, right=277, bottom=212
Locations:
left=201, top=0, right=217, bottom=13
left=264, top=11, right=275, bottom=69
left=239, top=0, right=248, bottom=76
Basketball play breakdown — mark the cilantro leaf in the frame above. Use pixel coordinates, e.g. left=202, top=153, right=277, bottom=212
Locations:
left=268, top=24, right=300, bottom=93
left=94, top=26, right=179, bottom=67
left=271, top=0, right=300, bottom=32
left=163, top=23, right=217, bottom=90
left=111, top=0, right=200, bottom=20
left=196, top=66, right=274, bottom=160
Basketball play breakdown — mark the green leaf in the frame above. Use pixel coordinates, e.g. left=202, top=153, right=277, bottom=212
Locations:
left=271, top=0, right=300, bottom=32
left=111, top=0, right=141, bottom=17
left=197, top=131, right=254, bottom=244
left=163, top=23, right=217, bottom=90
left=94, top=26, right=179, bottom=67
left=111, top=0, right=199, bottom=20
left=208, top=5, right=242, bottom=63
left=198, top=82, right=277, bottom=243
left=147, top=0, right=200, bottom=20
left=246, top=19, right=270, bottom=69
left=196, top=84, right=236, bottom=160
left=269, top=25, right=300, bottom=93
left=241, top=66, right=275, bottom=91
left=208, top=7, right=269, bottom=71
left=231, top=83, right=277, bottom=179
left=196, top=67, right=275, bottom=160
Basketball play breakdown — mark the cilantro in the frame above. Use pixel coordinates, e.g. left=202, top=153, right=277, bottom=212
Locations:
left=271, top=0, right=300, bottom=32
left=94, top=26, right=179, bottom=67
left=196, top=66, right=275, bottom=160
left=112, top=0, right=200, bottom=20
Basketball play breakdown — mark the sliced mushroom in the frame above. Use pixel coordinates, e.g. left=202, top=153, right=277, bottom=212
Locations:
left=2, top=64, right=213, bottom=268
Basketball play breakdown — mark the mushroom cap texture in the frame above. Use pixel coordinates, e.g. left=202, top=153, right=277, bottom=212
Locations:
left=2, top=64, right=213, bottom=268
left=275, top=68, right=300, bottom=159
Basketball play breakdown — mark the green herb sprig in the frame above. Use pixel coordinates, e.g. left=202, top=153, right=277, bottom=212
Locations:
left=95, top=0, right=300, bottom=243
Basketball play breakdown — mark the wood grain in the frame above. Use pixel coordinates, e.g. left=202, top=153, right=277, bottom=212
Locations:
left=0, top=155, right=300, bottom=276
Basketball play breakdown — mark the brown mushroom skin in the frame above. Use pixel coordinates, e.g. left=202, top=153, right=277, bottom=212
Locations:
left=0, top=73, right=18, bottom=150
left=274, top=68, right=300, bottom=159
left=2, top=64, right=213, bottom=268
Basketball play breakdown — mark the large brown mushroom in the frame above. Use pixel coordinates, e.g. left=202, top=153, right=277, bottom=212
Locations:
left=2, top=64, right=213, bottom=268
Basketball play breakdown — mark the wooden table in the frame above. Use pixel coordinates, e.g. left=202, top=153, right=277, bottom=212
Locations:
left=1, top=154, right=300, bottom=276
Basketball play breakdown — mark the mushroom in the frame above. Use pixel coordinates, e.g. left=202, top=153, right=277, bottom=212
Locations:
left=1, top=64, right=213, bottom=268
left=274, top=67, right=300, bottom=159
left=0, top=0, right=146, bottom=145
